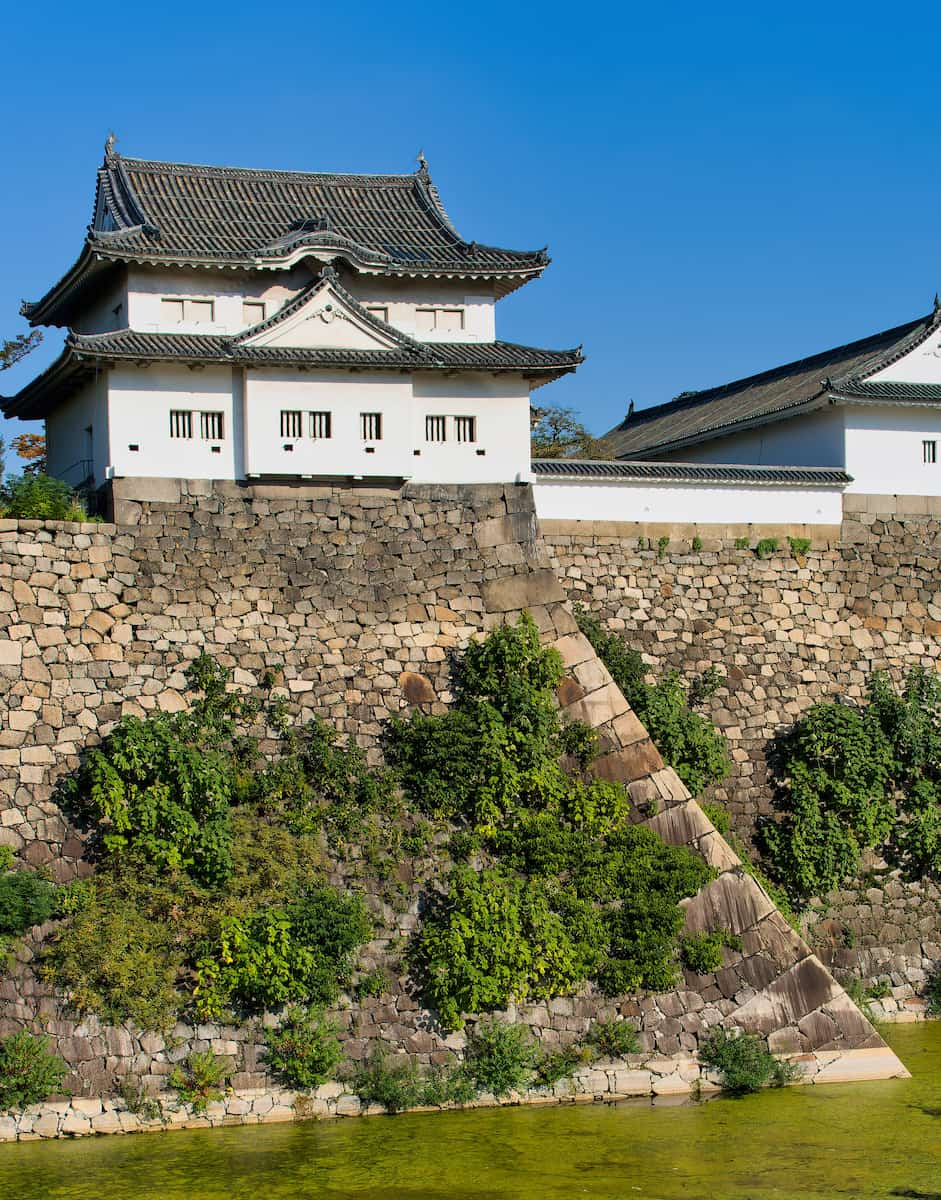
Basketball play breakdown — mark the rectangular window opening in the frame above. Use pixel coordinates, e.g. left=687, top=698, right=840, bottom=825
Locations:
left=280, top=410, right=303, bottom=439
left=200, top=411, right=224, bottom=440
left=309, top=411, right=332, bottom=439
left=365, top=306, right=389, bottom=323
left=169, top=410, right=193, bottom=439
left=923, top=439, right=937, bottom=464
left=161, top=298, right=185, bottom=324
left=242, top=301, right=266, bottom=326
left=360, top=412, right=382, bottom=441
left=187, top=299, right=214, bottom=324
left=425, top=415, right=447, bottom=442
left=454, top=415, right=476, bottom=443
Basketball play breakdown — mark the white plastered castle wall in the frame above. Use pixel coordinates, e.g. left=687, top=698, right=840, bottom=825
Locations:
left=45, top=374, right=110, bottom=487
left=843, top=404, right=941, bottom=494
left=126, top=268, right=496, bottom=342
left=531, top=478, right=845, bottom=525
left=242, top=369, right=532, bottom=484
left=105, top=364, right=241, bottom=482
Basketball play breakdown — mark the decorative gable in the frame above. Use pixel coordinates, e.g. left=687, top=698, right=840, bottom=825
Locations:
left=237, top=272, right=410, bottom=352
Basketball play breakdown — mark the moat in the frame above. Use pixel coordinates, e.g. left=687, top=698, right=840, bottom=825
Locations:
left=3, top=1023, right=938, bottom=1200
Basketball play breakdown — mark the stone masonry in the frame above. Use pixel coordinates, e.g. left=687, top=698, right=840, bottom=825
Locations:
left=0, top=479, right=909, bottom=1139
left=540, top=496, right=941, bottom=996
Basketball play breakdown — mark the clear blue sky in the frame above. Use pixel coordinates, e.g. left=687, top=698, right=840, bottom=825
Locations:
left=3, top=1, right=941, bottom=463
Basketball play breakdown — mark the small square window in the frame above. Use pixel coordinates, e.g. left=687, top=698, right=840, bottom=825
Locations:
left=281, top=410, right=303, bottom=439
left=243, top=301, right=266, bottom=326
left=923, top=439, right=937, bottom=464
left=425, top=415, right=447, bottom=442
left=365, top=306, right=389, bottom=323
left=187, top=299, right=214, bottom=323
left=415, top=308, right=436, bottom=333
left=309, top=411, right=332, bottom=439
left=200, top=411, right=224, bottom=440
left=438, top=309, right=464, bottom=333
left=161, top=299, right=185, bottom=324
left=360, top=412, right=382, bottom=441
left=170, top=410, right=193, bottom=439
left=454, top=415, right=476, bottom=443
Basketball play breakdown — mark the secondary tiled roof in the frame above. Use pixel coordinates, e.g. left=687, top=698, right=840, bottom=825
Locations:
left=531, top=459, right=852, bottom=485
left=606, top=309, right=941, bottom=459
left=2, top=332, right=582, bottom=420
left=26, top=143, right=549, bottom=323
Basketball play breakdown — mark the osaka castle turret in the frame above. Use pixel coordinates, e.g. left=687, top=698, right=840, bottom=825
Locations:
left=3, top=139, right=582, bottom=489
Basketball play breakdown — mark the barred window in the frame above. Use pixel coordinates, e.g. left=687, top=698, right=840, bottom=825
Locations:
left=309, top=411, right=332, bottom=439
left=281, top=410, right=303, bottom=439
left=200, top=411, right=224, bottom=440
left=360, top=412, right=382, bottom=441
left=923, top=440, right=937, bottom=464
left=169, top=410, right=192, bottom=439
left=454, top=416, right=476, bottom=443
left=425, top=415, right=447, bottom=442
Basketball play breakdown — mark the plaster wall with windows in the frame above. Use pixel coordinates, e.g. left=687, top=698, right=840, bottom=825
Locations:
left=105, top=364, right=241, bottom=481
left=843, top=405, right=941, bottom=495
left=125, top=267, right=495, bottom=341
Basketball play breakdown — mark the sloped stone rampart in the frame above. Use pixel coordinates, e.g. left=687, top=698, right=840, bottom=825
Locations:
left=541, top=506, right=941, bottom=998
left=0, top=479, right=907, bottom=1140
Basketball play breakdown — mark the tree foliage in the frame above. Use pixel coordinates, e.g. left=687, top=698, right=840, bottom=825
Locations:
left=0, top=330, right=41, bottom=373
left=530, top=404, right=614, bottom=460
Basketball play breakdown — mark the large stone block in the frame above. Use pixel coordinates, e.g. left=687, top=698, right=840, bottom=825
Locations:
left=481, top=569, right=565, bottom=614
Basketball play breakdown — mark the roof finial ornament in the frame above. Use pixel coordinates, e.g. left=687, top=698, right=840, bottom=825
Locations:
left=105, top=131, right=117, bottom=161
left=934, top=292, right=940, bottom=315
left=416, top=150, right=429, bottom=176
left=627, top=399, right=635, bottom=420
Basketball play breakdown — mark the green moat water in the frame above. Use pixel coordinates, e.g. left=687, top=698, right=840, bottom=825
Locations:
left=3, top=1024, right=939, bottom=1200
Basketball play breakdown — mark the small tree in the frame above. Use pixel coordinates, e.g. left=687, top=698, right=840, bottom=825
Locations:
left=11, top=433, right=46, bottom=476
left=0, top=330, right=41, bottom=373
left=530, top=405, right=614, bottom=460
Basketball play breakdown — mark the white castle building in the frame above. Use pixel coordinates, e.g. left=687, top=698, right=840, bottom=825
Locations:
left=3, top=139, right=581, bottom=490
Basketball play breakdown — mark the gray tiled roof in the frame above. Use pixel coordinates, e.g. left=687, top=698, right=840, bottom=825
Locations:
left=606, top=311, right=941, bottom=459
left=2, top=332, right=582, bottom=420
left=26, top=146, right=549, bottom=323
left=532, top=459, right=852, bottom=485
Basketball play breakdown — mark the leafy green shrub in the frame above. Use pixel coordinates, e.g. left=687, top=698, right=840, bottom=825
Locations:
left=756, top=537, right=779, bottom=560
left=734, top=537, right=750, bottom=550
left=787, top=536, right=811, bottom=558
left=764, top=668, right=941, bottom=899
left=118, top=1076, right=163, bottom=1122
left=0, top=846, right=13, bottom=872
left=194, top=889, right=370, bottom=1018
left=573, top=608, right=729, bottom=795
left=354, top=968, right=391, bottom=1001
left=699, top=1027, right=798, bottom=1094
left=0, top=1031, right=67, bottom=1110
left=42, top=872, right=184, bottom=1030
left=349, top=1047, right=425, bottom=1112
left=463, top=1019, right=538, bottom=1097
left=691, top=536, right=703, bottom=552
left=263, top=1006, right=342, bottom=1089
left=419, top=1059, right=477, bottom=1106
left=586, top=1018, right=639, bottom=1058
left=681, top=930, right=742, bottom=974
left=59, top=655, right=254, bottom=886
left=0, top=869, right=55, bottom=937
left=535, top=1043, right=587, bottom=1087
left=657, top=536, right=670, bottom=560
left=1, top=474, right=87, bottom=522
left=169, top=1050, right=232, bottom=1113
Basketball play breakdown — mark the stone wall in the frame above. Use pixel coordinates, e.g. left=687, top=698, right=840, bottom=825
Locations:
left=540, top=501, right=941, bottom=994
left=0, top=479, right=907, bottom=1140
